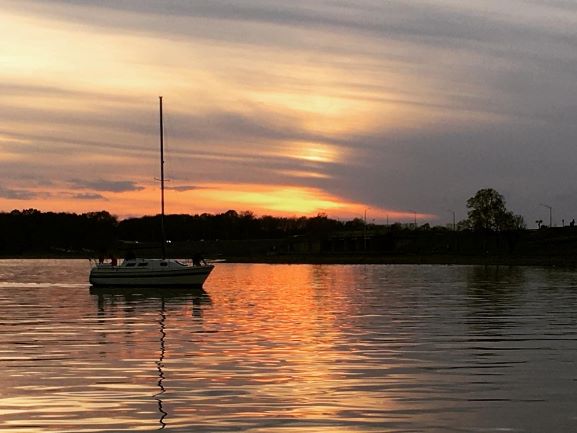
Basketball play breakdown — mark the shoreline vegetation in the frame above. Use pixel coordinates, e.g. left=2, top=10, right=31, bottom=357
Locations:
left=225, top=254, right=577, bottom=267
left=2, top=201, right=577, bottom=267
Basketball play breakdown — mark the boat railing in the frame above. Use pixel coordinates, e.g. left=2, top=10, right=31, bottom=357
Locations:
left=89, top=257, right=119, bottom=267
left=180, top=258, right=210, bottom=267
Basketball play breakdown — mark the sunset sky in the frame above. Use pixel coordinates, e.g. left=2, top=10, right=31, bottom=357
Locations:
left=1, top=0, right=577, bottom=225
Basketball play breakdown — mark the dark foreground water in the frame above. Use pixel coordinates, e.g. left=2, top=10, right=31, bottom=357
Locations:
left=1, top=260, right=576, bottom=433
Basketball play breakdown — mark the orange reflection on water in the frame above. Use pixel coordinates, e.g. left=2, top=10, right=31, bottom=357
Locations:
left=199, top=264, right=399, bottom=424
left=1, top=261, right=405, bottom=432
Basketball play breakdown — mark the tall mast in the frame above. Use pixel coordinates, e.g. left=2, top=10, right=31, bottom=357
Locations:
left=159, top=96, right=166, bottom=259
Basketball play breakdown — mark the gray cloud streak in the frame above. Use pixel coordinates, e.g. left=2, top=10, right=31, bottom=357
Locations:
left=69, top=192, right=108, bottom=200
left=9, top=0, right=576, bottom=53
left=69, top=179, right=144, bottom=192
left=0, top=186, right=40, bottom=200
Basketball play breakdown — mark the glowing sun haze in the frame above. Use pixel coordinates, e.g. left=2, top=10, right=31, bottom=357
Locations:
left=2, top=0, right=577, bottom=226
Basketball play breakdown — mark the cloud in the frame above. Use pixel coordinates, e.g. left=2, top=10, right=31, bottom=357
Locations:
left=8, top=0, right=575, bottom=55
left=0, top=82, right=140, bottom=103
left=166, top=185, right=211, bottom=192
left=69, top=179, right=144, bottom=193
left=163, top=110, right=316, bottom=144
left=0, top=186, right=40, bottom=200
left=69, top=192, right=108, bottom=200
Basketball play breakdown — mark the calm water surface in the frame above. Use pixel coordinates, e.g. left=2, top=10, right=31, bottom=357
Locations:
left=1, top=260, right=576, bottom=432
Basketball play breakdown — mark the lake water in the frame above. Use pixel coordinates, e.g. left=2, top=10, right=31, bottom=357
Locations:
left=1, top=260, right=576, bottom=433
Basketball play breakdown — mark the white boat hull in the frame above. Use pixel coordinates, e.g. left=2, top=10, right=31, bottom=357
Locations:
left=90, top=259, right=214, bottom=288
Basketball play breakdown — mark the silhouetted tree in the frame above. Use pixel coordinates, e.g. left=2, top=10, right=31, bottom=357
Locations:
left=466, top=188, right=525, bottom=231
left=344, top=218, right=365, bottom=230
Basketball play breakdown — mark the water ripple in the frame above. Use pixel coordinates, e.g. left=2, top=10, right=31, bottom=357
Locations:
left=0, top=261, right=576, bottom=432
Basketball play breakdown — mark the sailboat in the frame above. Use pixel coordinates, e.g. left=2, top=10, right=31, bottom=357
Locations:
left=89, top=97, right=214, bottom=288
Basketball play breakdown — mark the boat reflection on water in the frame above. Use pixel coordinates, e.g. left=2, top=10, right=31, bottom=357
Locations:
left=89, top=286, right=211, bottom=430
left=89, top=286, right=211, bottom=303
left=90, top=286, right=211, bottom=319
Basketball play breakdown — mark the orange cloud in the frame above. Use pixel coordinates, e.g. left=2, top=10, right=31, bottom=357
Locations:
left=0, top=181, right=433, bottom=223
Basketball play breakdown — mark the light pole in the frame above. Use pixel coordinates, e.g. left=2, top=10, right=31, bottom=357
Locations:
left=540, top=203, right=552, bottom=227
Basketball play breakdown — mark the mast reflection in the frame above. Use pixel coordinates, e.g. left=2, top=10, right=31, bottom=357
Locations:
left=155, top=298, right=167, bottom=430
left=90, top=286, right=211, bottom=429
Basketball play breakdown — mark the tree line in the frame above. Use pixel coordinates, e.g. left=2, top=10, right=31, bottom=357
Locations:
left=0, top=209, right=353, bottom=255
left=0, top=188, right=526, bottom=255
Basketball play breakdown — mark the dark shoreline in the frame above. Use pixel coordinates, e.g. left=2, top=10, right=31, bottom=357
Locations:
left=3, top=253, right=577, bottom=267
left=225, top=254, right=577, bottom=267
